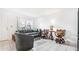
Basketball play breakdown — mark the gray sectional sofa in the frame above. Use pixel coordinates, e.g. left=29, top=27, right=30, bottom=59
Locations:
left=15, top=29, right=41, bottom=51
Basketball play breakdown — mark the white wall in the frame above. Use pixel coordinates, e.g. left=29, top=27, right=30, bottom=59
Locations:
left=0, top=16, right=17, bottom=41
left=34, top=12, right=61, bottom=29
left=0, top=9, right=18, bottom=41
left=60, top=9, right=78, bottom=43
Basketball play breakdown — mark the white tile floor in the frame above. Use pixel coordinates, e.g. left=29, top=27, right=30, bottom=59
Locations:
left=0, top=39, right=77, bottom=51
left=33, top=39, right=77, bottom=51
left=0, top=40, right=16, bottom=51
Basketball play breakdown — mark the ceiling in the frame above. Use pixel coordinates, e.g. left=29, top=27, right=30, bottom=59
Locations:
left=0, top=8, right=62, bottom=17
left=17, top=8, right=61, bottom=17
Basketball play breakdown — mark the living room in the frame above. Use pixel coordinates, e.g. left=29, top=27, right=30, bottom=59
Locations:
left=0, top=8, right=78, bottom=51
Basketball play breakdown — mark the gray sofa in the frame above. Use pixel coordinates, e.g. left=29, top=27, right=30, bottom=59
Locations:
left=15, top=32, right=34, bottom=51
left=77, top=40, right=79, bottom=51
left=15, top=29, right=41, bottom=51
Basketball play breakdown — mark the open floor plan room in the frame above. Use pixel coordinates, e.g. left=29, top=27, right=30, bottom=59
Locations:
left=0, top=8, right=78, bottom=51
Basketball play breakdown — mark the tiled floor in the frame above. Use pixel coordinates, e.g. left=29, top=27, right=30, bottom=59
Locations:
left=33, top=39, right=77, bottom=51
left=0, top=40, right=16, bottom=51
left=0, top=39, right=77, bottom=51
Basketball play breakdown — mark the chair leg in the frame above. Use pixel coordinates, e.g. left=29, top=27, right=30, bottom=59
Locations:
left=55, top=38, right=65, bottom=44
